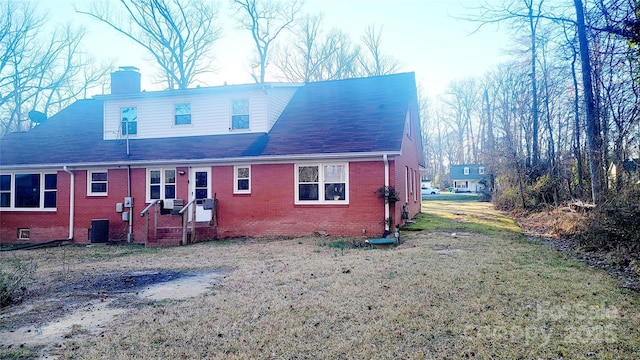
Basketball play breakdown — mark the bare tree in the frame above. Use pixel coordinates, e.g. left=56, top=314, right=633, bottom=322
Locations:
left=78, top=0, right=222, bottom=90
left=275, top=14, right=359, bottom=82
left=574, top=0, right=605, bottom=204
left=232, top=0, right=304, bottom=83
left=358, top=24, right=401, bottom=77
left=441, top=78, right=481, bottom=164
left=1, top=1, right=109, bottom=136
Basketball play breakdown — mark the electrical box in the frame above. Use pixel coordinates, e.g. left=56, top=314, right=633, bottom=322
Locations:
left=115, top=203, right=124, bottom=213
left=122, top=211, right=130, bottom=222
left=124, top=197, right=133, bottom=208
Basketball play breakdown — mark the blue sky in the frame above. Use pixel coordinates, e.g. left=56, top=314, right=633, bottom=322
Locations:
left=47, top=0, right=509, bottom=97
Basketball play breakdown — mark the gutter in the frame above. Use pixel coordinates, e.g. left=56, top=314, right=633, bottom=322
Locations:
left=0, top=151, right=403, bottom=171
left=62, top=166, right=74, bottom=240
left=383, top=154, right=390, bottom=232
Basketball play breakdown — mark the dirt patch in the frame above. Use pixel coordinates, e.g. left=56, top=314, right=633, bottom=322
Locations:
left=0, top=269, right=224, bottom=352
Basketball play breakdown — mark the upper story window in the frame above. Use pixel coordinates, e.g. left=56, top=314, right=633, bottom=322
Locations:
left=0, top=172, right=57, bottom=210
left=295, top=163, right=348, bottom=204
left=88, top=170, right=108, bottom=196
left=479, top=167, right=485, bottom=175
left=148, top=169, right=176, bottom=201
left=463, top=167, right=470, bottom=175
left=121, top=107, right=138, bottom=136
left=234, top=165, right=251, bottom=194
left=231, top=99, right=250, bottom=130
left=175, top=103, right=191, bottom=125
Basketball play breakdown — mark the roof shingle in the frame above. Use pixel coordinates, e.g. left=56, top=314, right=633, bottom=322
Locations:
left=0, top=73, right=417, bottom=167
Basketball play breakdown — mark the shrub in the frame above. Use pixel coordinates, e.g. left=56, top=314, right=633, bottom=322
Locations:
left=0, top=258, right=37, bottom=307
left=580, top=184, right=640, bottom=254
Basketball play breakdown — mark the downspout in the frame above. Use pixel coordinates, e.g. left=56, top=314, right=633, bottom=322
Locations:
left=127, top=165, right=133, bottom=242
left=62, top=166, right=74, bottom=240
left=383, top=154, right=390, bottom=232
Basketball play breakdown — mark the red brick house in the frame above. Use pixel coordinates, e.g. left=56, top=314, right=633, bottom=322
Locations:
left=0, top=69, right=425, bottom=246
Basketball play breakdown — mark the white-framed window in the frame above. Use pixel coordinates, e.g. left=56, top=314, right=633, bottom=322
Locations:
left=405, top=110, right=412, bottom=139
left=234, top=165, right=251, bottom=194
left=87, top=170, right=108, bottom=196
left=18, top=228, right=30, bottom=240
left=479, top=166, right=485, bottom=175
left=295, top=163, right=348, bottom=204
left=0, top=174, right=10, bottom=207
left=0, top=172, right=57, bottom=210
left=175, top=103, right=191, bottom=125
left=405, top=166, right=409, bottom=203
left=121, top=106, right=138, bottom=135
left=231, top=99, right=250, bottom=130
left=147, top=169, right=176, bottom=201
left=463, top=167, right=470, bottom=175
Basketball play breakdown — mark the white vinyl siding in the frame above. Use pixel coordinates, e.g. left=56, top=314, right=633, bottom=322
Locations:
left=103, top=88, right=297, bottom=140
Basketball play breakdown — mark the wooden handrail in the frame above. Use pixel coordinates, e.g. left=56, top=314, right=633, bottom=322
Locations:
left=140, top=199, right=161, bottom=217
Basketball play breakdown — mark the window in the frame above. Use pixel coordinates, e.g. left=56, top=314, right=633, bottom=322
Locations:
left=231, top=99, right=249, bottom=130
left=0, top=174, right=10, bottom=207
left=296, top=163, right=347, bottom=204
left=18, top=228, right=30, bottom=240
left=148, top=169, right=176, bottom=200
left=479, top=167, right=485, bottom=175
left=405, top=110, right=412, bottom=138
left=405, top=166, right=409, bottom=203
left=88, top=170, right=108, bottom=195
left=175, top=103, right=191, bottom=125
left=121, top=107, right=137, bottom=135
left=463, top=167, right=470, bottom=175
left=43, top=174, right=57, bottom=208
left=234, top=166, right=251, bottom=194
left=0, top=173, right=57, bottom=210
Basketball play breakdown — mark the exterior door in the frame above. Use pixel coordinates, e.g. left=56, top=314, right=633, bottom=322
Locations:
left=189, top=167, right=212, bottom=222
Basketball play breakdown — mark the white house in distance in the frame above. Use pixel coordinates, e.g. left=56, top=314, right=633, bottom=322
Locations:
left=450, top=164, right=490, bottom=193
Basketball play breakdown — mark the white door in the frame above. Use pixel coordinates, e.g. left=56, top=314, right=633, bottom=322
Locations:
left=189, top=167, right=212, bottom=222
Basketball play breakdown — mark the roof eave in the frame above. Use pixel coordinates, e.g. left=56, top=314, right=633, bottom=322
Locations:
left=0, top=151, right=402, bottom=170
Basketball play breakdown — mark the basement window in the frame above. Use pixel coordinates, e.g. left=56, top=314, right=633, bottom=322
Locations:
left=18, top=228, right=30, bottom=240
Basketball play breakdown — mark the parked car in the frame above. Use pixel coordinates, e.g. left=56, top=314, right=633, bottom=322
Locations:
left=421, top=186, right=440, bottom=195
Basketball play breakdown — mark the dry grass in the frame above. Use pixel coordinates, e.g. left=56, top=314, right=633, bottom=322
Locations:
left=2, top=201, right=640, bottom=359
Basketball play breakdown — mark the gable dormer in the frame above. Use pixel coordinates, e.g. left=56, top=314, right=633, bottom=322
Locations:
left=99, top=69, right=300, bottom=140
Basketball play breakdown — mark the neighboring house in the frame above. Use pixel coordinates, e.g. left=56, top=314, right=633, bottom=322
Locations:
left=608, top=159, right=640, bottom=185
left=450, top=164, right=490, bottom=193
left=0, top=69, right=425, bottom=245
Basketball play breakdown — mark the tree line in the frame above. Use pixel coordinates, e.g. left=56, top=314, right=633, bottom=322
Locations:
left=422, top=0, right=639, bottom=209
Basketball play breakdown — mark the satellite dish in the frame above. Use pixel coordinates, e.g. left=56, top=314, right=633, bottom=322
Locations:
left=28, top=110, right=47, bottom=124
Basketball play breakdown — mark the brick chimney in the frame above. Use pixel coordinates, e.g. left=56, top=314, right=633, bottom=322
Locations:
left=111, top=66, right=141, bottom=95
